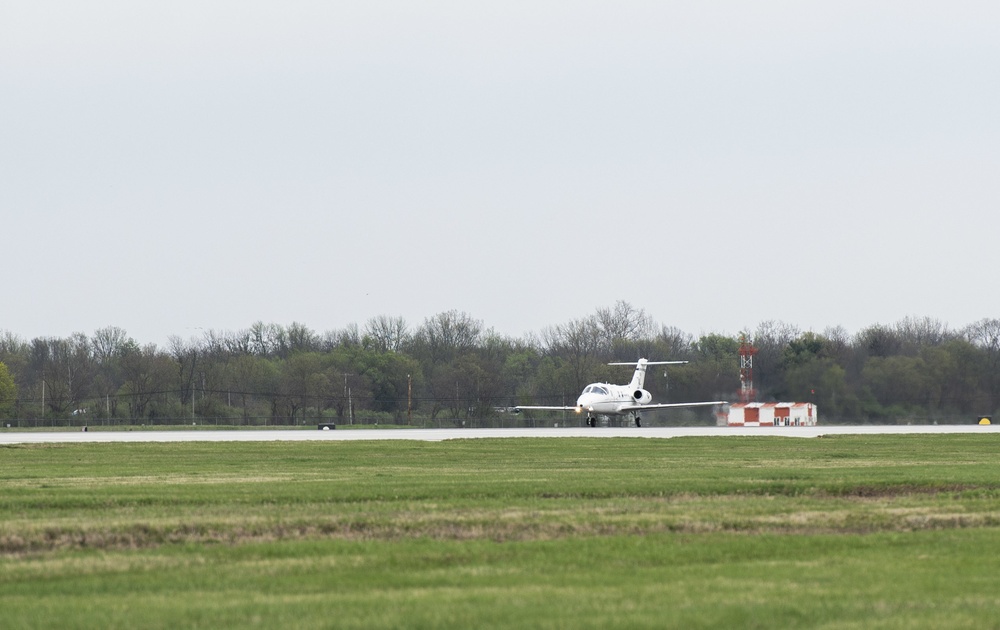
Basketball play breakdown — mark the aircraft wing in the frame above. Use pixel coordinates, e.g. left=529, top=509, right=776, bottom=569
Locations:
left=618, top=401, right=727, bottom=411
left=513, top=405, right=580, bottom=412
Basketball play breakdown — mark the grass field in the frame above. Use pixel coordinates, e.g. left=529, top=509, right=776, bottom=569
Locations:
left=3, top=435, right=1000, bottom=628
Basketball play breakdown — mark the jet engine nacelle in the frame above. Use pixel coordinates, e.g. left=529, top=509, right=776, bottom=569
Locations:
left=632, top=389, right=652, bottom=405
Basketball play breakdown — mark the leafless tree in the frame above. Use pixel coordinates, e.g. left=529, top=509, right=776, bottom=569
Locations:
left=965, top=318, right=1000, bottom=356
left=414, top=311, right=482, bottom=363
left=964, top=318, right=1000, bottom=407
left=169, top=335, right=201, bottom=407
left=249, top=322, right=288, bottom=357
left=286, top=322, right=320, bottom=354
left=223, top=329, right=253, bottom=356
left=0, top=331, right=27, bottom=357
left=92, top=326, right=129, bottom=364
left=895, top=316, right=953, bottom=352
left=30, top=335, right=93, bottom=414
left=364, top=315, right=410, bottom=353
left=119, top=343, right=173, bottom=419
left=654, top=325, right=694, bottom=358
left=331, top=323, right=362, bottom=348
left=542, top=316, right=603, bottom=390
left=228, top=354, right=266, bottom=421
left=595, top=300, right=655, bottom=355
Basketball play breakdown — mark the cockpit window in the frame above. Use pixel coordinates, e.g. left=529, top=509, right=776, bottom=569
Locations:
left=592, top=386, right=608, bottom=395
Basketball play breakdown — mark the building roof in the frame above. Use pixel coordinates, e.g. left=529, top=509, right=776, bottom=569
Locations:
left=729, top=402, right=814, bottom=409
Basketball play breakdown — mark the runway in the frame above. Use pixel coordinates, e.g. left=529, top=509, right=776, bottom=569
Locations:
left=1, top=424, right=997, bottom=444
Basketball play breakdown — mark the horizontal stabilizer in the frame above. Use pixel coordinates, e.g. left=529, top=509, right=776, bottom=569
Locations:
left=608, top=361, right=688, bottom=366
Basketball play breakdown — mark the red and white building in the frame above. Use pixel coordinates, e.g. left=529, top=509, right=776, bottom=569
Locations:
left=726, top=402, right=817, bottom=427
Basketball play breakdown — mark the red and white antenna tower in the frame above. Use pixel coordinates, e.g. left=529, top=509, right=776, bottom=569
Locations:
left=738, top=333, right=758, bottom=403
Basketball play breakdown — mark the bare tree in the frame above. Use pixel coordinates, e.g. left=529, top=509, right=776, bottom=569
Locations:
left=286, top=322, right=320, bottom=354
left=249, top=322, right=288, bottom=357
left=595, top=300, right=654, bottom=356
left=0, top=331, right=27, bottom=358
left=331, top=323, right=361, bottom=348
left=542, top=316, right=603, bottom=391
left=364, top=315, right=410, bottom=353
left=595, top=300, right=654, bottom=340
left=92, top=326, right=129, bottom=364
left=30, top=336, right=88, bottom=414
left=280, top=353, right=329, bottom=422
left=895, top=316, right=953, bottom=353
left=965, top=318, right=1000, bottom=356
left=964, top=318, right=1000, bottom=408
left=414, top=311, right=482, bottom=363
left=119, top=343, right=173, bottom=420
left=229, top=354, right=266, bottom=422
left=168, top=335, right=201, bottom=408
left=654, top=325, right=694, bottom=359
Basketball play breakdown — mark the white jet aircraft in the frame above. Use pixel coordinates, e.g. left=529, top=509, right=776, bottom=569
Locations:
left=515, top=358, right=726, bottom=427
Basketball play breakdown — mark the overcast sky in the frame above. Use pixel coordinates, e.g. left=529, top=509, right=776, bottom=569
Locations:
left=3, top=2, right=998, bottom=345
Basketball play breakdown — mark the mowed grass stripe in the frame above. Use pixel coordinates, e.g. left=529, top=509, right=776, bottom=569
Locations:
left=4, top=436, right=1000, bottom=553
left=3, top=531, right=1000, bottom=629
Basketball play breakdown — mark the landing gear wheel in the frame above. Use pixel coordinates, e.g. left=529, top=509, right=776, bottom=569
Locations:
left=636, top=417, right=642, bottom=428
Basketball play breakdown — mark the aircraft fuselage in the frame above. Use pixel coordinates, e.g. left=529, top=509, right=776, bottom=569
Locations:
left=575, top=383, right=648, bottom=416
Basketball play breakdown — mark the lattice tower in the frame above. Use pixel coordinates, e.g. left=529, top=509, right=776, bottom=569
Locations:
left=739, top=333, right=758, bottom=404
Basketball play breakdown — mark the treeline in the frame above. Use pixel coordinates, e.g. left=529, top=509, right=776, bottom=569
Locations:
left=1, top=302, right=998, bottom=426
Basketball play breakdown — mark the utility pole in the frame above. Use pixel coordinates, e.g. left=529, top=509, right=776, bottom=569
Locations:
left=407, top=374, right=412, bottom=425
left=343, top=373, right=355, bottom=425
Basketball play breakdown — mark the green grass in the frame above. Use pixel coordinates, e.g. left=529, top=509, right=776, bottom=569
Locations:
left=3, top=436, right=1000, bottom=628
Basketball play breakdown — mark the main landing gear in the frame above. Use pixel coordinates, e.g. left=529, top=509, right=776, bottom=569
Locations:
left=586, top=415, right=642, bottom=428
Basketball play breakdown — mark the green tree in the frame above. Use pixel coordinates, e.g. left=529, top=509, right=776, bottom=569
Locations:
left=861, top=355, right=930, bottom=420
left=666, top=334, right=739, bottom=403
left=784, top=358, right=853, bottom=419
left=354, top=349, right=419, bottom=417
left=0, top=361, right=16, bottom=417
left=920, top=340, right=987, bottom=418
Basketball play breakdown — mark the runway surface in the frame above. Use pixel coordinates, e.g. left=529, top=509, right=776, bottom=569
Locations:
left=1, top=425, right=997, bottom=444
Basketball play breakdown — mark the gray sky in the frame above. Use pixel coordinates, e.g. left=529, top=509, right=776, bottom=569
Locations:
left=3, top=2, right=999, bottom=345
